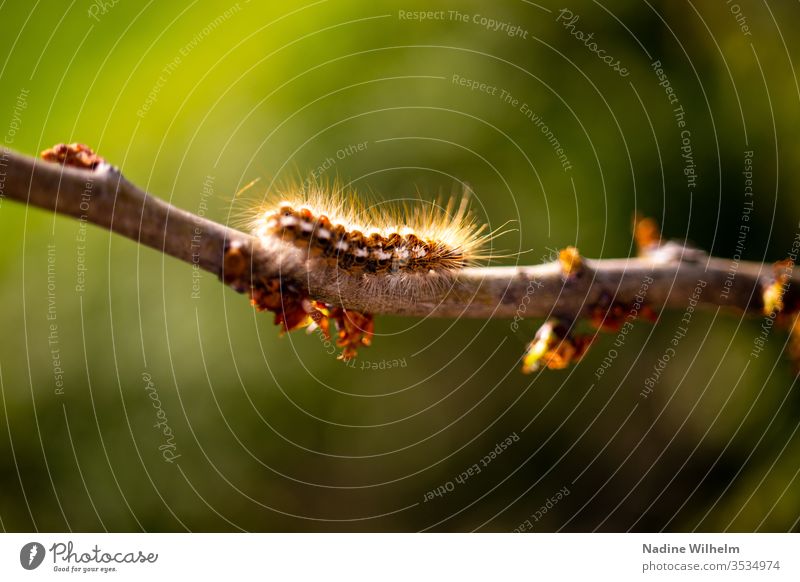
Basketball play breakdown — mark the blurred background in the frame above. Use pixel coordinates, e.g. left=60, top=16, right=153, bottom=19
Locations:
left=0, top=0, right=798, bottom=532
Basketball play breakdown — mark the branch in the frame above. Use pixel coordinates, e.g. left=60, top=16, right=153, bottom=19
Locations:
left=2, top=144, right=797, bottom=367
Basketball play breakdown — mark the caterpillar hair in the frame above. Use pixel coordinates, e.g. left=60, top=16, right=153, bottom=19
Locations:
left=246, top=181, right=506, bottom=289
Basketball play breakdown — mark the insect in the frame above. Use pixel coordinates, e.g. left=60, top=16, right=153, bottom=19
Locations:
left=248, top=181, right=501, bottom=280
left=241, top=181, right=505, bottom=360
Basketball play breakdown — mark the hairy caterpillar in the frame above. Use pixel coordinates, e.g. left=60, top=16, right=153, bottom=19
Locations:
left=240, top=181, right=504, bottom=360
left=248, top=182, right=499, bottom=280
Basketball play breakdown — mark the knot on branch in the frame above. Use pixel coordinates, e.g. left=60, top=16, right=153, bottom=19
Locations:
left=633, top=214, right=662, bottom=255
left=41, top=143, right=105, bottom=170
left=589, top=291, right=658, bottom=332
left=521, top=318, right=593, bottom=373
left=558, top=246, right=585, bottom=278
left=763, top=258, right=795, bottom=316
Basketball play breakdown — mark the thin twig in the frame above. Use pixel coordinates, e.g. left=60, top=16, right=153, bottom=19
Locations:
left=1, top=146, right=795, bottom=321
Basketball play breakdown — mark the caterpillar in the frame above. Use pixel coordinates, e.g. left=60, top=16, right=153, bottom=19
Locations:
left=249, top=182, right=497, bottom=278
left=241, top=181, right=503, bottom=360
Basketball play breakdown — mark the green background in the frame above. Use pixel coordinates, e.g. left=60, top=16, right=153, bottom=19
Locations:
left=0, top=0, right=798, bottom=531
